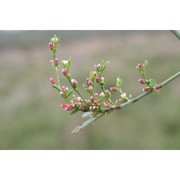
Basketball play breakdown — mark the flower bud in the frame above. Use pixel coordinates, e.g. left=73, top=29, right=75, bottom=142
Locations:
left=105, top=90, right=111, bottom=98
left=71, top=79, right=78, bottom=89
left=88, top=86, right=93, bottom=91
left=94, top=93, right=98, bottom=97
left=93, top=71, right=97, bottom=77
left=97, top=64, right=101, bottom=69
left=96, top=77, right=100, bottom=83
left=142, top=87, right=151, bottom=92
left=94, top=100, right=98, bottom=106
left=50, top=77, right=57, bottom=85
left=49, top=59, right=54, bottom=64
left=62, top=69, right=68, bottom=76
left=138, top=79, right=146, bottom=84
left=49, top=42, right=54, bottom=51
left=55, top=58, right=59, bottom=66
left=86, top=80, right=91, bottom=87
left=100, top=92, right=105, bottom=97
left=110, top=87, right=119, bottom=92
left=137, top=63, right=142, bottom=68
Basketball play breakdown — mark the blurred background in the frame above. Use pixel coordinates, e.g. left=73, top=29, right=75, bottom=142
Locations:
left=0, top=31, right=179, bottom=149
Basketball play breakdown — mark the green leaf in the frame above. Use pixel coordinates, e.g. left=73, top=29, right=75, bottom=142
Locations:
left=82, top=111, right=93, bottom=118
left=148, top=79, right=158, bottom=88
left=89, top=71, right=95, bottom=81
left=68, top=90, right=73, bottom=97
left=104, top=61, right=110, bottom=69
left=70, top=108, right=79, bottom=115
left=68, top=57, right=72, bottom=67
left=129, top=94, right=132, bottom=99
left=144, top=60, right=148, bottom=67
left=116, top=77, right=122, bottom=88
left=52, top=85, right=60, bottom=92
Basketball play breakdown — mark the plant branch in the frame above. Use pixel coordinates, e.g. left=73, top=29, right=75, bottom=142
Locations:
left=171, top=30, right=180, bottom=40
left=120, top=71, right=180, bottom=109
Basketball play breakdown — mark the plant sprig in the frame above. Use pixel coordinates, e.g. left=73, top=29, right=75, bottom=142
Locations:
left=49, top=35, right=180, bottom=133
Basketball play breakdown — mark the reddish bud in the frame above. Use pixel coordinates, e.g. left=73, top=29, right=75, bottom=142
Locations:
left=94, top=100, right=98, bottom=106
left=142, top=87, right=151, bottom=92
left=50, top=77, right=57, bottom=85
left=103, top=102, right=112, bottom=107
left=62, top=69, right=68, bottom=76
left=55, top=58, right=59, bottom=66
left=60, top=104, right=74, bottom=111
left=49, top=42, right=54, bottom=51
left=137, top=63, right=142, bottom=68
left=138, top=79, right=146, bottom=84
left=87, top=80, right=91, bottom=87
left=96, top=77, right=100, bottom=83
left=115, top=105, right=121, bottom=110
left=93, top=71, right=97, bottom=77
left=110, top=87, right=119, bottom=92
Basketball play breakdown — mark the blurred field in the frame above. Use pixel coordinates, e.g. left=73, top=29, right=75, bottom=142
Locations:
left=0, top=30, right=179, bottom=149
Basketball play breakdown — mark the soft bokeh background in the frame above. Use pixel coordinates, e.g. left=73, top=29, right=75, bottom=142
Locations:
left=0, top=31, right=179, bottom=149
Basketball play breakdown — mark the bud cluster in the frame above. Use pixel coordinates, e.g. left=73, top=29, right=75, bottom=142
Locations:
left=48, top=35, right=161, bottom=132
left=137, top=60, right=159, bottom=93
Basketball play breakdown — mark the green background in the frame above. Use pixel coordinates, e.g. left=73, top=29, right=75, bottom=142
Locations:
left=0, top=31, right=179, bottom=149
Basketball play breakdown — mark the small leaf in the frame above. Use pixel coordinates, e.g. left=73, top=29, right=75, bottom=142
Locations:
left=52, top=85, right=60, bottom=92
left=148, top=79, right=157, bottom=88
left=82, top=111, right=93, bottom=118
left=144, top=60, right=148, bottom=67
left=70, top=108, right=79, bottom=115
left=129, top=94, right=132, bottom=99
left=89, top=71, right=95, bottom=81
left=71, top=117, right=97, bottom=133
left=71, top=126, right=81, bottom=133
left=68, top=57, right=72, bottom=67
left=80, top=117, right=96, bottom=129
left=116, top=77, right=122, bottom=88
left=68, top=90, right=73, bottom=97
left=104, top=61, right=110, bottom=69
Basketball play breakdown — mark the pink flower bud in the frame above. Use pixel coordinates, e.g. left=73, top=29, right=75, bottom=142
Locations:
left=65, top=87, right=69, bottom=92
left=94, top=93, right=98, bottom=97
left=87, top=80, right=91, bottom=87
left=103, top=102, right=111, bottom=107
left=110, top=87, right=119, bottom=92
left=65, top=104, right=74, bottom=111
left=100, top=92, right=105, bottom=97
left=49, top=59, right=54, bottom=64
left=97, top=64, right=101, bottom=69
left=138, top=79, right=146, bottom=84
left=62, top=69, right=68, bottom=76
left=90, top=96, right=94, bottom=101
left=142, top=87, right=151, bottom=92
left=50, top=77, right=56, bottom=85
left=93, top=71, right=97, bottom=77
left=55, top=58, right=59, bottom=66
left=88, top=86, right=93, bottom=91
left=137, top=63, right=142, bottom=68
left=60, top=104, right=74, bottom=111
left=105, top=90, right=111, bottom=98
left=71, top=79, right=78, bottom=88
left=96, top=77, right=100, bottom=83
left=94, top=100, right=98, bottom=106
left=49, top=42, right=54, bottom=51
